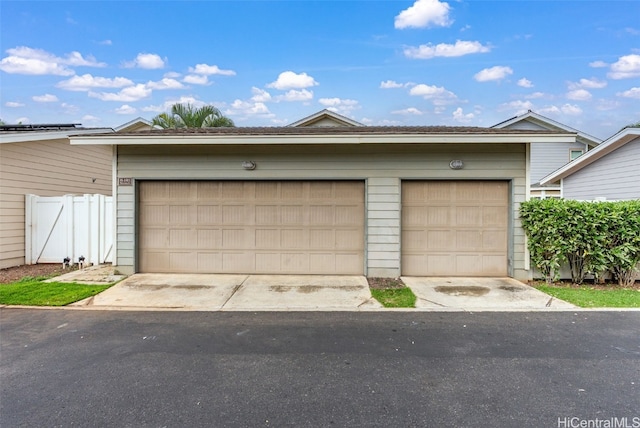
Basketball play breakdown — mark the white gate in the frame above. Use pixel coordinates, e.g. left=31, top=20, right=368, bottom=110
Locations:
left=25, top=194, right=113, bottom=266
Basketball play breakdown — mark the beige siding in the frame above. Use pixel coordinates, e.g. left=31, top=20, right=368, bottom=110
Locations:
left=0, top=139, right=112, bottom=269
left=115, top=143, right=528, bottom=279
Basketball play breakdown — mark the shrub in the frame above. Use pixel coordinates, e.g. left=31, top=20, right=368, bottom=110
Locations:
left=520, top=199, right=640, bottom=285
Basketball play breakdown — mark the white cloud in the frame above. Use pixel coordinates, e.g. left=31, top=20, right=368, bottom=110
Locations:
left=595, top=99, right=620, bottom=111
left=409, top=83, right=457, bottom=104
left=146, top=78, right=185, bottom=90
left=319, top=98, right=359, bottom=114
left=380, top=80, right=405, bottom=89
left=566, top=89, right=592, bottom=101
left=452, top=107, right=474, bottom=122
left=391, top=107, right=423, bottom=115
left=88, top=84, right=152, bottom=101
left=589, top=60, right=608, bottom=68
left=114, top=105, right=137, bottom=115
left=5, top=101, right=24, bottom=107
left=608, top=54, right=640, bottom=79
left=0, top=47, right=73, bottom=75
left=474, top=66, right=513, bottom=82
left=82, top=115, right=100, bottom=123
left=56, top=74, right=134, bottom=91
left=394, top=0, right=452, bottom=29
left=60, top=102, right=78, bottom=113
left=99, top=40, right=112, bottom=46
left=618, top=87, right=640, bottom=99
left=403, top=40, right=490, bottom=59
left=517, top=78, right=533, bottom=88
left=251, top=87, right=272, bottom=102
left=124, top=53, right=165, bottom=69
left=499, top=100, right=534, bottom=114
left=568, top=78, right=607, bottom=90
left=183, top=74, right=210, bottom=85
left=525, top=92, right=545, bottom=99
left=164, top=71, right=181, bottom=79
left=227, top=100, right=272, bottom=116
left=539, top=103, right=583, bottom=116
left=32, top=94, right=58, bottom=102
left=276, top=89, right=314, bottom=102
left=188, top=63, right=236, bottom=76
left=267, top=71, right=318, bottom=90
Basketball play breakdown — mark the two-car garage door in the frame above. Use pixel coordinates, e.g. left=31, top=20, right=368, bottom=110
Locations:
left=139, top=181, right=365, bottom=274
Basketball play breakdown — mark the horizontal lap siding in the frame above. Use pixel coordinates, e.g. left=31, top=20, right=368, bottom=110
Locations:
left=563, top=137, right=640, bottom=200
left=116, top=144, right=527, bottom=279
left=0, top=140, right=112, bottom=269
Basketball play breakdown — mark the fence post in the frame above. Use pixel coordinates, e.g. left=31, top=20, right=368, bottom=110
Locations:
left=25, top=195, right=35, bottom=264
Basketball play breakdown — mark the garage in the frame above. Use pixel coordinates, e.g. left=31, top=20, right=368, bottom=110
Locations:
left=138, top=180, right=365, bottom=274
left=401, top=181, right=509, bottom=276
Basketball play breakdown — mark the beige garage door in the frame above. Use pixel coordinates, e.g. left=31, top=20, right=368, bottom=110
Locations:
left=402, top=181, right=509, bottom=276
left=139, top=181, right=364, bottom=274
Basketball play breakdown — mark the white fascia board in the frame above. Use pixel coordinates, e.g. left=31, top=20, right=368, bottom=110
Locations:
left=0, top=128, right=114, bottom=144
left=71, top=133, right=575, bottom=146
left=540, top=128, right=640, bottom=185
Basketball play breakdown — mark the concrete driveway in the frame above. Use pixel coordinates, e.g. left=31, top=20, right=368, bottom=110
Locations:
left=65, top=266, right=575, bottom=311
left=73, top=274, right=383, bottom=311
left=402, top=277, right=575, bottom=310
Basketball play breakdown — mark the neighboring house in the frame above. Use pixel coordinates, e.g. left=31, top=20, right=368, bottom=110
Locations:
left=114, top=117, right=155, bottom=133
left=540, top=127, right=640, bottom=200
left=71, top=116, right=574, bottom=281
left=0, top=123, right=114, bottom=269
left=287, top=109, right=364, bottom=127
left=492, top=111, right=601, bottom=199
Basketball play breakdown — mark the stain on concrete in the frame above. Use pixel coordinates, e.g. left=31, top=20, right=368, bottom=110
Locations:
left=498, top=285, right=525, bottom=292
left=434, top=286, right=490, bottom=296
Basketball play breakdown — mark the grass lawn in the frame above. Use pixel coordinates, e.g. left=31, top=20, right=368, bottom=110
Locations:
left=535, top=284, right=640, bottom=308
left=0, top=277, right=112, bottom=306
left=370, top=287, right=417, bottom=308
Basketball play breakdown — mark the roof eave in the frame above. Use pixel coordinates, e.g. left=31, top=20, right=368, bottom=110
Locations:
left=70, top=132, right=576, bottom=146
left=0, top=128, right=115, bottom=144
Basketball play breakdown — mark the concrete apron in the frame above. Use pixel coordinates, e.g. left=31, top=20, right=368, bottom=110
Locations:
left=402, top=277, right=575, bottom=310
left=68, top=272, right=576, bottom=311
left=72, top=274, right=383, bottom=311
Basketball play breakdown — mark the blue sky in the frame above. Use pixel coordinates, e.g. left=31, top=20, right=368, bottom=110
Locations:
left=1, top=0, right=639, bottom=139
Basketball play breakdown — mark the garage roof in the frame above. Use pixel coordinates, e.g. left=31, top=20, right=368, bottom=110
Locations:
left=71, top=126, right=575, bottom=146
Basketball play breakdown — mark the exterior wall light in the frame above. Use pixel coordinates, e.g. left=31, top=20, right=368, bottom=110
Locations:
left=449, top=160, right=464, bottom=170
left=242, top=161, right=256, bottom=170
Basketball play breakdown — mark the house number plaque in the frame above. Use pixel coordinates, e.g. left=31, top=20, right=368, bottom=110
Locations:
left=119, top=178, right=133, bottom=186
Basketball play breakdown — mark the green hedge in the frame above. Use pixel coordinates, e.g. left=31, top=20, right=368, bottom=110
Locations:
left=519, top=199, right=640, bottom=285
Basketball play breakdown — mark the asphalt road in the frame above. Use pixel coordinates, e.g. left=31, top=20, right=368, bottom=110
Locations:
left=1, top=309, right=639, bottom=428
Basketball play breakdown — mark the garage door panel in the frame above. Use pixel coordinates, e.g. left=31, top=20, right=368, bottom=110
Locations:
left=197, top=205, right=222, bottom=224
left=197, top=253, right=222, bottom=271
left=139, top=181, right=364, bottom=274
left=402, top=181, right=508, bottom=276
left=456, top=207, right=481, bottom=226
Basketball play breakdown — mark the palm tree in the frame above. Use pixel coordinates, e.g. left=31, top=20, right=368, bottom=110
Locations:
left=152, top=103, right=234, bottom=128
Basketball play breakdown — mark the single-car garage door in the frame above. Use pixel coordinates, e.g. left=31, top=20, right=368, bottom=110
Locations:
left=139, top=181, right=364, bottom=274
left=402, top=181, right=509, bottom=276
